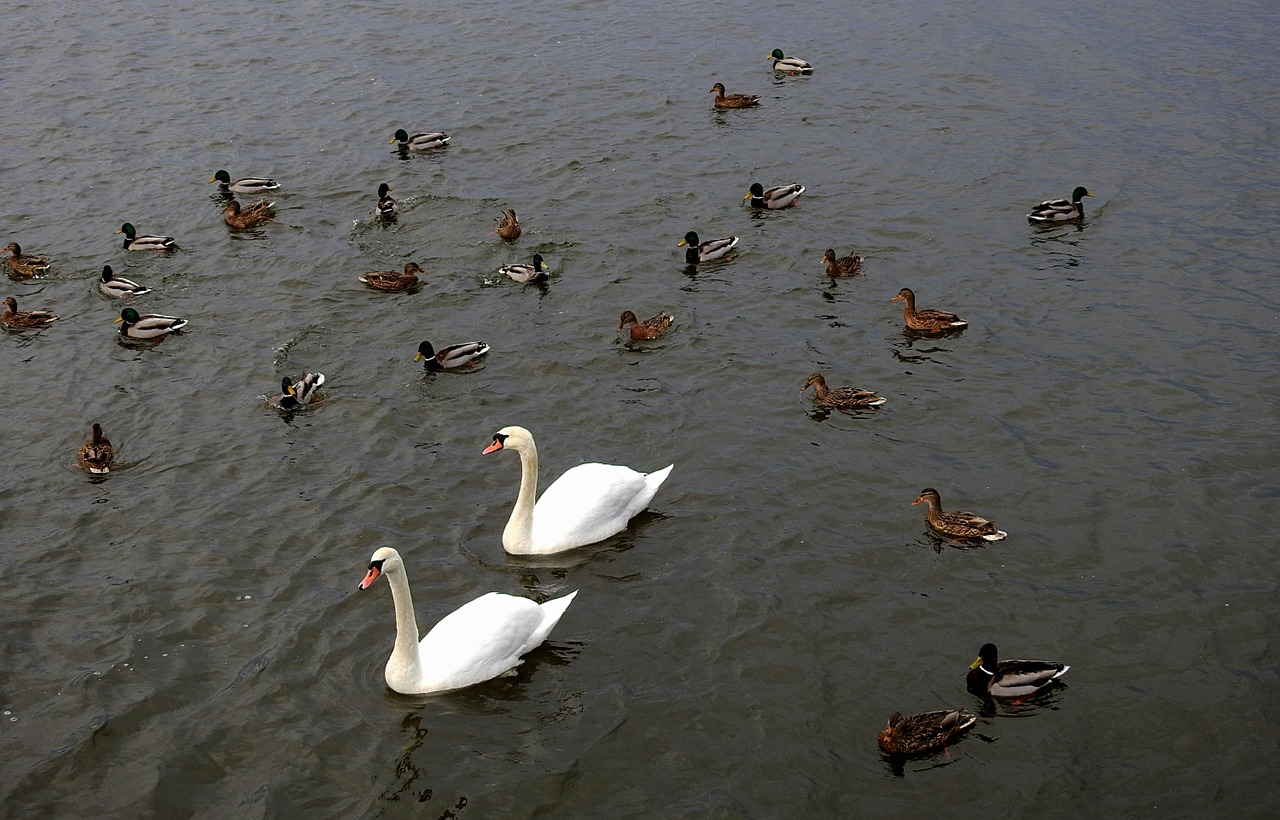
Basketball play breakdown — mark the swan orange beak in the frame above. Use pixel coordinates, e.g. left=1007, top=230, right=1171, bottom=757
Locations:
left=359, top=565, right=381, bottom=589
left=482, top=439, right=504, bottom=455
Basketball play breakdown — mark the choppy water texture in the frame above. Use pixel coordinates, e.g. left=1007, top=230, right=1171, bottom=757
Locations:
left=3, top=0, right=1278, bottom=816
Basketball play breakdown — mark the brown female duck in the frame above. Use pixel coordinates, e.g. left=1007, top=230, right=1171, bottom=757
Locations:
left=892, top=288, right=967, bottom=332
left=2, top=295, right=59, bottom=329
left=877, top=709, right=977, bottom=756
left=618, top=310, right=674, bottom=340
left=359, top=262, right=422, bottom=292
left=496, top=209, right=522, bottom=240
left=912, top=488, right=1006, bottom=541
left=802, top=372, right=886, bottom=409
left=77, top=423, right=115, bottom=474
left=3, top=243, right=51, bottom=277
left=709, top=82, right=760, bottom=109
left=223, top=199, right=275, bottom=229
left=821, top=248, right=863, bottom=277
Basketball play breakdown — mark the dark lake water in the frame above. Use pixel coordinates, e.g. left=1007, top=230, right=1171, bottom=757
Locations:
left=3, top=0, right=1277, bottom=816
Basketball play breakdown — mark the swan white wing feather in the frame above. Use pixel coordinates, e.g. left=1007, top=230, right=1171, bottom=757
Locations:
left=531, top=463, right=673, bottom=552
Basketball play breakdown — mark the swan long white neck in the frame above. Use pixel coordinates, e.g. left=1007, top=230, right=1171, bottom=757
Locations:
left=385, top=565, right=423, bottom=684
left=503, top=438, right=540, bottom=554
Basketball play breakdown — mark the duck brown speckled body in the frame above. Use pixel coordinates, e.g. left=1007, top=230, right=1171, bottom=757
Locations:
left=359, top=262, right=422, bottom=292
left=618, top=310, right=674, bottom=340
left=496, top=209, right=522, bottom=240
left=912, top=488, right=1006, bottom=541
left=802, top=372, right=886, bottom=410
left=877, top=709, right=977, bottom=757
left=892, top=288, right=967, bottom=333
left=2, top=295, right=59, bottom=329
left=77, top=423, right=114, bottom=474
left=223, top=199, right=275, bottom=229
left=709, top=82, right=761, bottom=109
left=821, top=248, right=863, bottom=277
left=3, top=243, right=51, bottom=277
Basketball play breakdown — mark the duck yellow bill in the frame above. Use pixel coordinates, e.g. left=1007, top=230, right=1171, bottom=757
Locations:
left=677, top=239, right=688, bottom=247
left=743, top=192, right=753, bottom=200
left=969, top=656, right=983, bottom=670
left=389, top=135, right=398, bottom=144
left=413, top=352, right=424, bottom=362
left=208, top=176, right=218, bottom=183
left=359, top=565, right=381, bottom=589
left=113, top=316, right=124, bottom=323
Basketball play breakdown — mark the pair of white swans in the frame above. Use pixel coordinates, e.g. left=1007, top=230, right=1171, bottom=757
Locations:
left=360, top=426, right=673, bottom=695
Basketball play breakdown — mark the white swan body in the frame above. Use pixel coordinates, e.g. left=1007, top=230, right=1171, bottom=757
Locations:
left=483, top=425, right=673, bottom=555
left=359, top=547, right=577, bottom=695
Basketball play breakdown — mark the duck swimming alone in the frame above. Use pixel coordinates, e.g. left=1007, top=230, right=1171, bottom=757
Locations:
left=415, top=340, right=490, bottom=371
left=209, top=170, right=280, bottom=195
left=802, top=372, right=886, bottom=410
left=679, top=231, right=739, bottom=263
left=768, top=48, right=813, bottom=74
left=496, top=209, right=522, bottom=240
left=77, top=423, right=115, bottom=474
left=1027, top=186, right=1094, bottom=223
left=912, top=487, right=1006, bottom=541
left=390, top=128, right=450, bottom=151
left=375, top=183, right=398, bottom=220
left=709, top=82, right=761, bottom=109
left=359, top=262, right=422, bottom=292
left=498, top=253, right=549, bottom=284
left=618, top=310, right=674, bottom=340
left=821, top=248, right=863, bottom=277
left=118, top=223, right=176, bottom=251
left=114, top=306, right=187, bottom=339
left=967, top=642, right=1070, bottom=699
left=744, top=182, right=805, bottom=210
left=877, top=709, right=976, bottom=757
left=892, top=288, right=968, bottom=333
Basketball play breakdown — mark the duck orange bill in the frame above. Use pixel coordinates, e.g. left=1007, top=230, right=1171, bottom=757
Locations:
left=113, top=316, right=124, bottom=323
left=482, top=439, right=504, bottom=455
left=359, top=566, right=381, bottom=589
left=911, top=497, right=924, bottom=505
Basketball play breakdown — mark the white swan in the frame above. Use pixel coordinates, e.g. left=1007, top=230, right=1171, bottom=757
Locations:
left=482, top=425, right=674, bottom=555
left=358, top=547, right=577, bottom=695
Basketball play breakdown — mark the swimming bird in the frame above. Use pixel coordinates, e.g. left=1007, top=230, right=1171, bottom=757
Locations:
left=821, top=248, right=863, bottom=277
left=745, top=182, right=805, bottom=210
left=359, top=262, right=421, bottom=292
left=415, top=340, right=490, bottom=372
left=618, top=310, right=674, bottom=340
left=271, top=372, right=325, bottom=410
left=498, top=253, right=549, bottom=284
left=912, top=488, right=1006, bottom=541
left=222, top=199, right=275, bottom=230
left=114, top=306, right=187, bottom=339
left=77, top=423, right=114, bottom=474
left=117, top=223, right=175, bottom=251
left=496, top=209, right=522, bottom=240
left=98, top=265, right=150, bottom=298
left=967, top=643, right=1070, bottom=699
left=1027, top=186, right=1094, bottom=223
left=892, top=287, right=967, bottom=333
left=390, top=128, right=450, bottom=150
left=209, top=170, right=279, bottom=195
left=802, top=372, right=886, bottom=410
left=483, top=425, right=673, bottom=555
left=2, top=295, right=59, bottom=329
left=877, top=709, right=977, bottom=757
left=358, top=546, right=577, bottom=695
left=709, top=82, right=761, bottom=109
left=768, top=48, right=813, bottom=74
left=375, top=183, right=398, bottom=220
left=679, top=231, right=738, bottom=263
left=3, top=243, right=51, bottom=277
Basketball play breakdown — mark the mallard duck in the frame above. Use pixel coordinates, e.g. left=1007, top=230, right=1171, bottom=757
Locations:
left=3, top=242, right=51, bottom=277
left=967, top=643, right=1070, bottom=699
left=1027, top=186, right=1094, bottom=223
left=114, top=306, right=187, bottom=339
left=375, top=183, right=398, bottom=220
left=415, top=340, right=490, bottom=372
left=709, top=82, right=761, bottom=109
left=117, top=223, right=175, bottom=251
left=802, top=372, right=886, bottom=409
left=912, top=488, right=1006, bottom=541
left=679, top=231, right=739, bottom=263
left=768, top=48, right=813, bottom=74
left=2, top=295, right=59, bottom=329
left=359, top=262, right=421, bottom=292
left=390, top=128, right=450, bottom=150
left=77, top=422, right=114, bottom=474
left=209, top=170, right=280, bottom=195
left=498, top=253, right=549, bottom=284
left=877, top=709, right=977, bottom=756
left=222, top=199, right=275, bottom=230
left=496, top=209, right=522, bottom=240
left=892, top=288, right=968, bottom=333
left=821, top=248, right=863, bottom=277
left=98, top=265, right=151, bottom=298
left=618, top=310, right=674, bottom=340
left=745, top=182, right=805, bottom=209
left=271, top=372, right=325, bottom=410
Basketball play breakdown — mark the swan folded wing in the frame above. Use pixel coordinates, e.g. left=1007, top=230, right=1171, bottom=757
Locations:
left=416, top=592, right=551, bottom=691
left=532, top=462, right=670, bottom=551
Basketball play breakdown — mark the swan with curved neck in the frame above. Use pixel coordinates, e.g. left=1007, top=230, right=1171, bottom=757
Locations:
left=358, top=546, right=577, bottom=695
left=483, top=425, right=673, bottom=555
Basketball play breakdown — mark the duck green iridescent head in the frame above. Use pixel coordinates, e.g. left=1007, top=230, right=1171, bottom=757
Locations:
left=211, top=170, right=232, bottom=184
left=1072, top=187, right=1094, bottom=201
left=770, top=48, right=786, bottom=60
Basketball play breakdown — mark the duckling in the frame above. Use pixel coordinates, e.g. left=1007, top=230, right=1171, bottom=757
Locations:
left=77, top=423, right=114, bottom=474
left=498, top=253, right=549, bottom=284
left=892, top=288, right=967, bottom=333
left=912, top=488, right=1006, bottom=541
left=375, top=183, right=398, bottom=220
left=768, top=48, right=813, bottom=74
left=222, top=199, right=275, bottom=230
left=114, top=307, right=187, bottom=339
left=271, top=373, right=326, bottom=410
left=390, top=128, right=450, bottom=150
left=745, top=182, right=805, bottom=209
left=117, top=223, right=176, bottom=251
left=2, top=295, right=59, bottom=329
left=98, top=265, right=151, bottom=298
left=709, top=82, right=761, bottom=109
left=618, top=310, right=674, bottom=340
left=821, top=248, right=863, bottom=277
left=802, top=372, right=886, bottom=409
left=678, top=231, right=739, bottom=263
left=359, top=262, right=422, bottom=292
left=414, top=340, right=490, bottom=372
left=209, top=170, right=280, bottom=195
left=3, top=242, right=51, bottom=277
left=1027, top=186, right=1094, bottom=223
left=967, top=643, right=1069, bottom=699
left=877, top=709, right=976, bottom=757
left=496, top=209, right=522, bottom=240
